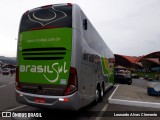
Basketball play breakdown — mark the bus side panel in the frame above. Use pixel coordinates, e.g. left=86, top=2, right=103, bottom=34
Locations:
left=72, top=4, right=115, bottom=108
left=71, top=5, right=84, bottom=108
left=80, top=11, right=98, bottom=106
left=71, top=28, right=96, bottom=108
left=80, top=9, right=115, bottom=93
left=81, top=36, right=96, bottom=106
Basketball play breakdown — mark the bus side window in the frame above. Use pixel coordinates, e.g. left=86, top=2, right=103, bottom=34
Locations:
left=83, top=19, right=88, bottom=30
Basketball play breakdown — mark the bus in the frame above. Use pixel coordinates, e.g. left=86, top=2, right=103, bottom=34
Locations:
left=16, top=3, right=115, bottom=110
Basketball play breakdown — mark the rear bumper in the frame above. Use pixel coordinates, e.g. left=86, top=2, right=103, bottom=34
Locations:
left=16, top=89, right=81, bottom=110
left=127, top=79, right=132, bottom=83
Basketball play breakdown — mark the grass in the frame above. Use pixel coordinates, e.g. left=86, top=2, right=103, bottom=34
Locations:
left=134, top=72, right=159, bottom=79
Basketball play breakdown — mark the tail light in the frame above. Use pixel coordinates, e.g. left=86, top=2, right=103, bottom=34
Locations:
left=15, top=67, right=22, bottom=91
left=40, top=4, right=53, bottom=8
left=67, top=3, right=72, bottom=6
left=31, top=26, right=61, bottom=31
left=63, top=67, right=78, bottom=95
left=124, top=75, right=128, bottom=78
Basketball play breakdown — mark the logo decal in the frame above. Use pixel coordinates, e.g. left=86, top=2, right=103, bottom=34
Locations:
left=28, top=7, right=67, bottom=26
left=20, top=62, right=68, bottom=83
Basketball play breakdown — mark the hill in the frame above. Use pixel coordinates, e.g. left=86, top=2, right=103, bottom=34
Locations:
left=0, top=56, right=16, bottom=65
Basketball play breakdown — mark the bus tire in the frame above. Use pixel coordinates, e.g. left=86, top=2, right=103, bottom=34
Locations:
left=95, top=86, right=100, bottom=103
left=99, top=84, right=104, bottom=101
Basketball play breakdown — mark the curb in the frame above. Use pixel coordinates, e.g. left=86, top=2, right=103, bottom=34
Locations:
left=108, top=85, right=160, bottom=109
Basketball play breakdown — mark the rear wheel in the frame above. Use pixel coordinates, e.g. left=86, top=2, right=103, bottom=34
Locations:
left=99, top=84, right=104, bottom=100
left=127, top=82, right=131, bottom=85
left=95, top=87, right=100, bottom=102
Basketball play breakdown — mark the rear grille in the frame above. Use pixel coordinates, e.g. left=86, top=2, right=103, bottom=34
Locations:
left=23, top=87, right=38, bottom=94
left=22, top=86, right=65, bottom=96
left=22, top=47, right=66, bottom=60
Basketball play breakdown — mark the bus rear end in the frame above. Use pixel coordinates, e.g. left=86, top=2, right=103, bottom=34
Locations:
left=16, top=3, right=79, bottom=110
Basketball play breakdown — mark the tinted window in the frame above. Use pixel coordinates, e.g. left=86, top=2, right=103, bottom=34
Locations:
left=115, top=74, right=125, bottom=78
left=20, top=5, right=72, bottom=32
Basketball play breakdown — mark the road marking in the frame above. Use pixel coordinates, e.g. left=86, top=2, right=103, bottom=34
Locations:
left=95, top=104, right=108, bottom=120
left=0, top=85, right=7, bottom=88
left=109, top=98, right=160, bottom=109
left=6, top=105, right=27, bottom=111
left=9, top=82, right=14, bottom=84
left=108, top=85, right=119, bottom=100
left=94, top=85, right=118, bottom=120
left=108, top=85, right=160, bottom=109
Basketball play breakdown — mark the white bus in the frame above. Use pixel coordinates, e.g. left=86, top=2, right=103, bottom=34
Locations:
left=16, top=3, right=115, bottom=110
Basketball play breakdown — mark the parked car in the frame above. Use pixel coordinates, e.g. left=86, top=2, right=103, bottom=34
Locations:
left=2, top=68, right=10, bottom=75
left=114, top=74, right=132, bottom=85
left=10, top=68, right=16, bottom=75
left=131, top=74, right=139, bottom=79
left=0, top=68, right=2, bottom=73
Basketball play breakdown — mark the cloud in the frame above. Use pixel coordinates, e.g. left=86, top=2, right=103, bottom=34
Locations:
left=0, top=0, right=160, bottom=57
left=92, top=0, right=160, bottom=56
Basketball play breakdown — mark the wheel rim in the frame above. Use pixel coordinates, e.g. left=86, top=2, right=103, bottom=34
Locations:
left=96, top=89, right=99, bottom=102
left=101, top=88, right=104, bottom=97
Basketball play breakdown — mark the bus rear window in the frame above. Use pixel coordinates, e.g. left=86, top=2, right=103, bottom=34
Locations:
left=19, top=5, right=72, bottom=32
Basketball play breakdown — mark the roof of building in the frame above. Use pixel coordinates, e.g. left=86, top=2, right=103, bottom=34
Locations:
left=114, top=51, right=160, bottom=68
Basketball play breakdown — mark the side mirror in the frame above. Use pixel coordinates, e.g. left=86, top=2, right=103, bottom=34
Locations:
left=83, top=19, right=87, bottom=30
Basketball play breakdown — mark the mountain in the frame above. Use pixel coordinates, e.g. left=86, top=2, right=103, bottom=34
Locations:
left=0, top=56, right=16, bottom=65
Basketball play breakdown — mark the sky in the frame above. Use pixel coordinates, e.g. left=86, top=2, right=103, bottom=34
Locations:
left=0, top=0, right=160, bottom=57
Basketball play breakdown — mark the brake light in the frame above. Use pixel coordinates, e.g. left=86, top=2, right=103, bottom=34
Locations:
left=63, top=67, right=78, bottom=95
left=67, top=3, right=72, bottom=6
left=64, top=98, right=69, bottom=102
left=15, top=67, right=22, bottom=91
left=40, top=5, right=53, bottom=8
left=59, top=98, right=69, bottom=102
left=24, top=10, right=29, bottom=15
left=31, top=26, right=61, bottom=31
left=124, top=75, right=127, bottom=78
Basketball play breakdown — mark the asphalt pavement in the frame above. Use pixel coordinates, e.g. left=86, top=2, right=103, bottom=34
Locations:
left=0, top=74, right=23, bottom=111
left=132, top=78, right=148, bottom=89
left=0, top=75, right=159, bottom=120
left=0, top=74, right=115, bottom=120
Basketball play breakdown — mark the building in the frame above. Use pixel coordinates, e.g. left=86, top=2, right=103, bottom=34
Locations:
left=115, top=51, right=160, bottom=71
left=0, top=61, right=2, bottom=67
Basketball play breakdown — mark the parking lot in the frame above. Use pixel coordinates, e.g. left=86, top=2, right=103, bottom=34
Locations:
left=0, top=74, right=160, bottom=120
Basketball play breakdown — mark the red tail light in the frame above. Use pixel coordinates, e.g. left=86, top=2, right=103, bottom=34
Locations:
left=67, top=3, right=72, bottom=6
left=40, top=4, right=53, bottom=8
left=15, top=67, right=22, bottom=91
left=31, top=26, right=62, bottom=31
left=24, top=10, right=29, bottom=15
left=63, top=67, right=78, bottom=95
